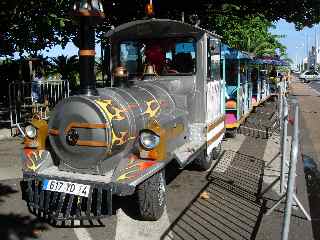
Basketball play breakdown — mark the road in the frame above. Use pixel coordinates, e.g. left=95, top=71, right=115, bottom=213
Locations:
left=308, top=80, right=320, bottom=93
left=0, top=135, right=249, bottom=240
left=0, top=90, right=314, bottom=240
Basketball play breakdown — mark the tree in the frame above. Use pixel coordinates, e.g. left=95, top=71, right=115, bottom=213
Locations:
left=102, top=1, right=320, bottom=30
left=50, top=55, right=79, bottom=91
left=0, top=0, right=75, bottom=57
left=207, top=6, right=289, bottom=59
left=1, top=1, right=320, bottom=57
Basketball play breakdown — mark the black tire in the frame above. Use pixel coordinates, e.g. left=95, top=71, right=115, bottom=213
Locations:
left=212, top=143, right=222, bottom=160
left=135, top=171, right=166, bottom=221
left=194, top=144, right=220, bottom=171
left=226, top=129, right=237, bottom=138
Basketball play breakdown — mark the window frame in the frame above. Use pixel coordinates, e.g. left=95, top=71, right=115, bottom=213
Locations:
left=117, top=37, right=198, bottom=77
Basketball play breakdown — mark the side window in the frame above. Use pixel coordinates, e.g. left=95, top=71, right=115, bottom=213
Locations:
left=120, top=42, right=139, bottom=74
left=174, top=42, right=196, bottom=73
left=208, top=38, right=221, bottom=81
left=240, top=63, right=247, bottom=83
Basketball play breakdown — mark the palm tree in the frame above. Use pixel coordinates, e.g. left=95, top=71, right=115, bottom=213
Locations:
left=50, top=55, right=79, bottom=91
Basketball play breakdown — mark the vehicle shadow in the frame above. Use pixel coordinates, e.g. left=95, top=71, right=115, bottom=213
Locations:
left=160, top=150, right=267, bottom=240
left=0, top=182, right=48, bottom=240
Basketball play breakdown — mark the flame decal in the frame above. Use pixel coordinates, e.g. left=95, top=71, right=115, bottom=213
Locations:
left=143, top=99, right=160, bottom=118
left=111, top=128, right=128, bottom=146
left=116, top=170, right=140, bottom=181
left=95, top=99, right=126, bottom=121
left=116, top=160, right=157, bottom=181
left=126, top=161, right=156, bottom=171
left=24, top=149, right=45, bottom=172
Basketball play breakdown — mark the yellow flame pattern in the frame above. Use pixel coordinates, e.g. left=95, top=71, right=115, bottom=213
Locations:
left=116, top=169, right=139, bottom=181
left=143, top=99, right=160, bottom=118
left=111, top=128, right=128, bottom=146
left=95, top=99, right=126, bottom=121
left=25, top=150, right=45, bottom=172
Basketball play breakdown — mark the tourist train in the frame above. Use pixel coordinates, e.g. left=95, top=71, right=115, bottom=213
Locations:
left=20, top=19, right=287, bottom=222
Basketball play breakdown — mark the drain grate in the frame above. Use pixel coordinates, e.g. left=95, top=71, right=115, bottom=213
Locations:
left=209, top=150, right=265, bottom=202
left=161, top=150, right=266, bottom=240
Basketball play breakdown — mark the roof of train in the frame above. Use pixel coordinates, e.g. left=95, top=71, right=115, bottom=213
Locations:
left=105, top=18, right=221, bottom=40
left=251, top=58, right=289, bottom=66
left=221, top=43, right=253, bottom=60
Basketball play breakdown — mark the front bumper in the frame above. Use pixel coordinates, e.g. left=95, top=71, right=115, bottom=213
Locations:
left=21, top=173, right=114, bottom=221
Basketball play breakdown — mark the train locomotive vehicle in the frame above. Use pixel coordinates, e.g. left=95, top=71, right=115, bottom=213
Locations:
left=222, top=44, right=253, bottom=134
left=20, top=19, right=226, bottom=222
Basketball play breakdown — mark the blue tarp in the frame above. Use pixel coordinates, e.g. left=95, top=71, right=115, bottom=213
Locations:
left=221, top=43, right=252, bottom=60
left=251, top=58, right=289, bottom=66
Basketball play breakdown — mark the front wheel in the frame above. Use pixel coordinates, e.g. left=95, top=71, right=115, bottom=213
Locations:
left=135, top=171, right=166, bottom=221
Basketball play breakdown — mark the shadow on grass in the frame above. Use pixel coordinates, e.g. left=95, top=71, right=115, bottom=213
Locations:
left=0, top=182, right=48, bottom=240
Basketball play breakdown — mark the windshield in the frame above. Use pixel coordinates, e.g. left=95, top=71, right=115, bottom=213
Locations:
left=119, top=38, right=196, bottom=77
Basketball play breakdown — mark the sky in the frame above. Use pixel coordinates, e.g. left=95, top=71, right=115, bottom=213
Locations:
left=40, top=41, right=102, bottom=59
left=270, top=19, right=320, bottom=67
left=39, top=19, right=319, bottom=68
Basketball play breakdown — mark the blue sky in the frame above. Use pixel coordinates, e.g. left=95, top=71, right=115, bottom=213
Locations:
left=41, top=42, right=101, bottom=58
left=270, top=19, right=320, bottom=66
left=41, top=19, right=319, bottom=67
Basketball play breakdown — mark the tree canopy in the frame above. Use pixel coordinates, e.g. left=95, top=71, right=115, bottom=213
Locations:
left=208, top=7, right=288, bottom=58
left=1, top=0, right=319, bottom=57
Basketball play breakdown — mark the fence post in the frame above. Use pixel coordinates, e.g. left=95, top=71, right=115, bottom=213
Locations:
left=281, top=103, right=299, bottom=240
left=280, top=97, right=288, bottom=194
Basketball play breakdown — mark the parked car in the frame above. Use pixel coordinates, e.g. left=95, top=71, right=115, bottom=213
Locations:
left=299, top=70, right=320, bottom=82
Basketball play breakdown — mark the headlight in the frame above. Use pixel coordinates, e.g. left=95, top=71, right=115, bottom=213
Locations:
left=25, top=125, right=37, bottom=139
left=139, top=130, right=160, bottom=150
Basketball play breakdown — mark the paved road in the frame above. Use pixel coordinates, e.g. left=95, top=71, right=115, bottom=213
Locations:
left=0, top=95, right=313, bottom=240
left=0, top=136, right=248, bottom=240
left=309, top=80, right=320, bottom=93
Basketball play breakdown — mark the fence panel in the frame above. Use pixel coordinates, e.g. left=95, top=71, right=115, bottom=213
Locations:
left=9, top=80, right=69, bottom=136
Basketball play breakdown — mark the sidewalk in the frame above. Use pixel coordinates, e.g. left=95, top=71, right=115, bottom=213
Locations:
left=0, top=128, right=12, bottom=140
left=290, top=78, right=320, bottom=239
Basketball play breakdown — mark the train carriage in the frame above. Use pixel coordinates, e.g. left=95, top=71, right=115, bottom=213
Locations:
left=20, top=19, right=225, bottom=222
left=260, top=68, right=271, bottom=101
left=252, top=57, right=283, bottom=105
left=250, top=62, right=262, bottom=107
left=222, top=44, right=253, bottom=132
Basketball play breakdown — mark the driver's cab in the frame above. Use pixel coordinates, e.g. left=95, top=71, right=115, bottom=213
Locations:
left=105, top=19, right=225, bottom=157
left=118, top=38, right=196, bottom=78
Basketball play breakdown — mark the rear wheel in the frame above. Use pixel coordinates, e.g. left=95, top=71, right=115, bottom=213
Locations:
left=135, top=171, right=166, bottom=221
left=194, top=144, right=221, bottom=171
left=226, top=129, right=237, bottom=138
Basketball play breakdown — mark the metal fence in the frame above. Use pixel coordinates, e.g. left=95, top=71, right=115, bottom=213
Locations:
left=261, top=91, right=311, bottom=240
left=9, top=80, right=69, bottom=136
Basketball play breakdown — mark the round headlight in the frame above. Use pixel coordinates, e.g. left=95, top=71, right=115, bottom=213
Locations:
left=139, top=130, right=160, bottom=150
left=25, top=125, right=37, bottom=139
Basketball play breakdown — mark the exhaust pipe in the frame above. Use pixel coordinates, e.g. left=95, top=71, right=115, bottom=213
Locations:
left=74, top=1, right=104, bottom=96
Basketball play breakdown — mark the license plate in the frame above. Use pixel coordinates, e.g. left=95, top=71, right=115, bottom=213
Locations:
left=42, top=179, right=91, bottom=197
